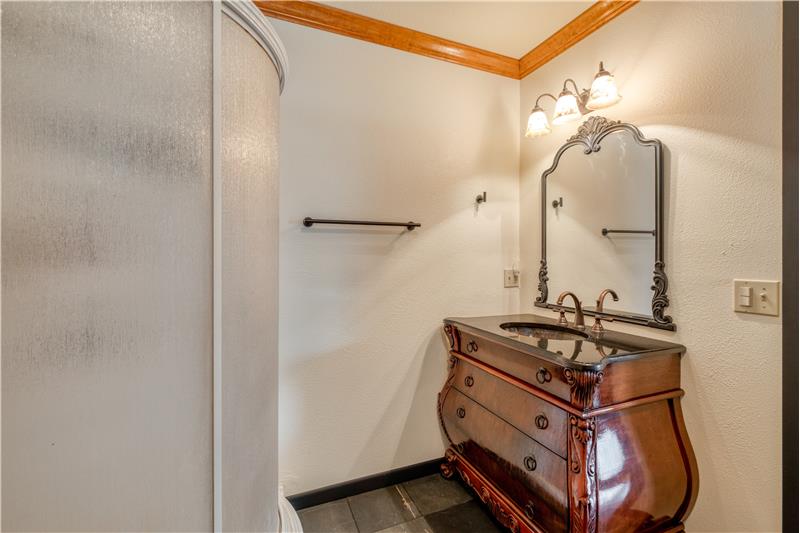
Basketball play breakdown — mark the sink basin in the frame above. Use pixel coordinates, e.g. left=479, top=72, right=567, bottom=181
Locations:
left=500, top=322, right=589, bottom=341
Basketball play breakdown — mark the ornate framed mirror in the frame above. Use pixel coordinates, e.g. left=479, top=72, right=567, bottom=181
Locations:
left=534, top=116, right=675, bottom=331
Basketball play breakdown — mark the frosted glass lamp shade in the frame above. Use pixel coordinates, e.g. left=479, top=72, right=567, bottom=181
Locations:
left=525, top=107, right=551, bottom=137
left=552, top=91, right=581, bottom=125
left=587, top=64, right=622, bottom=110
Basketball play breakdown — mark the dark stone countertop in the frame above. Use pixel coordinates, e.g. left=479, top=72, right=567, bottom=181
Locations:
left=443, top=314, right=685, bottom=370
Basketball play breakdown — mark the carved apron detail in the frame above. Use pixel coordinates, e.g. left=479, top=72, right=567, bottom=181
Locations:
left=563, top=368, right=604, bottom=410
left=569, top=416, right=598, bottom=533
left=454, top=453, right=521, bottom=533
left=443, top=323, right=460, bottom=351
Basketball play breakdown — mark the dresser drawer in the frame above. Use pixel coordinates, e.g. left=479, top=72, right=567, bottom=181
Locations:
left=453, top=360, right=567, bottom=458
left=441, top=387, right=568, bottom=533
left=458, top=331, right=571, bottom=402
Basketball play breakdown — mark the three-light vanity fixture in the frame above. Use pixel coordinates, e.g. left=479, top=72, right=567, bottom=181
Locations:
left=525, top=62, right=622, bottom=138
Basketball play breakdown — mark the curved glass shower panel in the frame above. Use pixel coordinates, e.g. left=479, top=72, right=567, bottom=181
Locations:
left=2, top=2, right=213, bottom=530
left=220, top=12, right=281, bottom=532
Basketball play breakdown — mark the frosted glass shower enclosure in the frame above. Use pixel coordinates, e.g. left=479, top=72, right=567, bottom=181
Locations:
left=1, top=1, right=287, bottom=530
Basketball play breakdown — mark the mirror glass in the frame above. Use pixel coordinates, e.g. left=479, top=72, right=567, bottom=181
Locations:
left=537, top=117, right=673, bottom=330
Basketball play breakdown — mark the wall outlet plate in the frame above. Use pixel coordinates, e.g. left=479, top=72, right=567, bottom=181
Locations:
left=504, top=269, right=519, bottom=288
left=733, top=279, right=780, bottom=316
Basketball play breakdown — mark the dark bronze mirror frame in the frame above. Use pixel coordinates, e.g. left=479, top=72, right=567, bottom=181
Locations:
left=534, top=116, right=675, bottom=331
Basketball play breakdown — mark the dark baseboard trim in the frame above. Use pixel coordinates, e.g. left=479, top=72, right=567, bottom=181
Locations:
left=287, top=457, right=443, bottom=510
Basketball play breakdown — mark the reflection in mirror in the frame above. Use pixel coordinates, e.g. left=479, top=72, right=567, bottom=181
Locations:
left=535, top=116, right=674, bottom=330
left=547, top=130, right=655, bottom=315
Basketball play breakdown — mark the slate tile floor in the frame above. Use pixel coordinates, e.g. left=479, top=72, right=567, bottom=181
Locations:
left=297, top=474, right=504, bottom=533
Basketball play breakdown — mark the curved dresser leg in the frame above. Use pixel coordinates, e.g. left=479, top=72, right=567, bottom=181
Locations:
left=441, top=447, right=457, bottom=479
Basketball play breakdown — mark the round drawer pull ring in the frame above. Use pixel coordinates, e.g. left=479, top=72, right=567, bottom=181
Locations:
left=536, top=367, right=552, bottom=384
left=535, top=414, right=549, bottom=430
left=464, top=375, right=474, bottom=387
left=466, top=341, right=478, bottom=353
left=524, top=455, right=537, bottom=472
left=524, top=503, right=536, bottom=520
left=456, top=407, right=466, bottom=419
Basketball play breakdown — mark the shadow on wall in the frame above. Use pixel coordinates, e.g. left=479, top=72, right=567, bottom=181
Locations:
left=351, top=328, right=450, bottom=473
left=279, top=327, right=451, bottom=489
left=277, top=32, right=520, bottom=493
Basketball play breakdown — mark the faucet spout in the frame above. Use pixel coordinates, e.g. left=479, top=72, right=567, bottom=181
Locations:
left=555, top=291, right=585, bottom=328
left=592, top=289, right=619, bottom=333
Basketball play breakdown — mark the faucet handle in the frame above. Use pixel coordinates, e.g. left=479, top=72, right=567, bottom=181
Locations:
left=556, top=308, right=569, bottom=326
left=591, top=313, right=614, bottom=333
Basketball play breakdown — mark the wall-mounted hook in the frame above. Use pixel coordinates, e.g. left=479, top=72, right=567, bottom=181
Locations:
left=476, top=191, right=487, bottom=205
left=552, top=197, right=563, bottom=208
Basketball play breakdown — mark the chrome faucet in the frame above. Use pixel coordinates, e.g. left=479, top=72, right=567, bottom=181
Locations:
left=591, top=289, right=619, bottom=333
left=555, top=291, right=584, bottom=328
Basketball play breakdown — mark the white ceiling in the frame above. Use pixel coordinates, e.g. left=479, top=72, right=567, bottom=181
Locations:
left=328, top=1, right=592, bottom=58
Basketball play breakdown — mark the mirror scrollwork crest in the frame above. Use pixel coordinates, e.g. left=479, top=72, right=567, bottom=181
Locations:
left=534, top=116, right=675, bottom=331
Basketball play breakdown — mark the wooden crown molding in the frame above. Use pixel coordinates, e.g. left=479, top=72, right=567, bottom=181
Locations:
left=255, top=1, right=520, bottom=79
left=256, top=0, right=639, bottom=80
left=519, top=1, right=639, bottom=78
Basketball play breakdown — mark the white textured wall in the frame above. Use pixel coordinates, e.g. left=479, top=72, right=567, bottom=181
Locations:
left=519, top=2, right=782, bottom=532
left=274, top=20, right=520, bottom=494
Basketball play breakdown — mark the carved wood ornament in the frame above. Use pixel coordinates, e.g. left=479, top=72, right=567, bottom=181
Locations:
left=441, top=447, right=457, bottom=480
left=563, top=368, right=604, bottom=410
left=442, top=447, right=544, bottom=533
left=568, top=416, right=598, bottom=533
left=465, top=474, right=522, bottom=533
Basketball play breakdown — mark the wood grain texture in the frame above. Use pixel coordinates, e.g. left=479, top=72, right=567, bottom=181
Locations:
left=518, top=1, right=639, bottom=79
left=439, top=323, right=698, bottom=533
left=449, top=350, right=683, bottom=419
left=442, top=448, right=548, bottom=533
left=453, top=359, right=569, bottom=458
left=255, top=1, right=520, bottom=78
left=257, top=1, right=639, bottom=81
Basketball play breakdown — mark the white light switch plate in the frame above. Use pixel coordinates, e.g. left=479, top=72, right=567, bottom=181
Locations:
left=504, top=269, right=519, bottom=288
left=733, top=279, right=780, bottom=316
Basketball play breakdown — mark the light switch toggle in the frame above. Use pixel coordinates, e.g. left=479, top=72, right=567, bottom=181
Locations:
left=733, top=279, right=780, bottom=316
left=737, top=286, right=752, bottom=307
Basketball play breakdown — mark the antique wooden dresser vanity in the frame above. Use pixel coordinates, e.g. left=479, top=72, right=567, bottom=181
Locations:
left=438, top=314, right=698, bottom=533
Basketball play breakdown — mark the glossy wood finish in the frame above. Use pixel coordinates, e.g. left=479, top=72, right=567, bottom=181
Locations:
left=443, top=388, right=568, bottom=533
left=454, top=360, right=568, bottom=457
left=518, top=1, right=639, bottom=78
left=257, top=1, right=640, bottom=80
left=595, top=400, right=695, bottom=532
left=459, top=331, right=572, bottom=402
left=255, top=1, right=519, bottom=78
left=439, top=322, right=698, bottom=532
left=442, top=448, right=545, bottom=533
left=457, top=326, right=683, bottom=410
